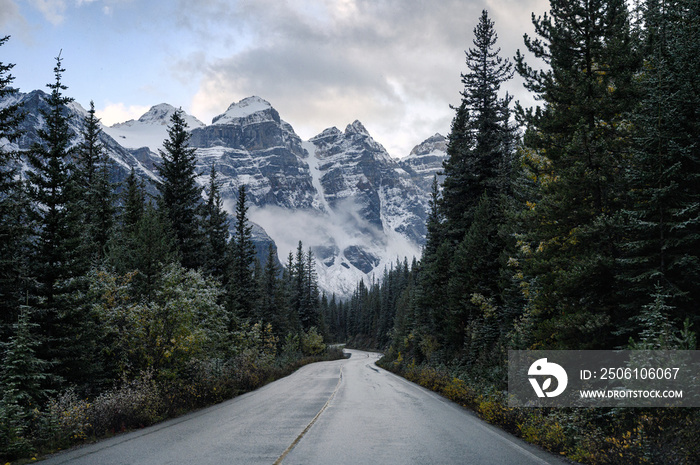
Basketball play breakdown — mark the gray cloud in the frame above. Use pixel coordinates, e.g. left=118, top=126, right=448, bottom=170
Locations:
left=172, top=0, right=550, bottom=156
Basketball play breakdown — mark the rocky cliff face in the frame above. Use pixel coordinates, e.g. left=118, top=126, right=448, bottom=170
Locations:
left=188, top=97, right=316, bottom=209
left=5, top=90, right=161, bottom=188
left=399, top=133, right=448, bottom=191
left=4, top=91, right=447, bottom=298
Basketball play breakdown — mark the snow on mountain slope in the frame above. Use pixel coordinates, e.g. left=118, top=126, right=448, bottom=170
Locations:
left=399, top=133, right=448, bottom=190
left=5, top=90, right=161, bottom=187
left=103, top=103, right=205, bottom=153
left=212, top=96, right=275, bottom=125
left=101, top=96, right=431, bottom=297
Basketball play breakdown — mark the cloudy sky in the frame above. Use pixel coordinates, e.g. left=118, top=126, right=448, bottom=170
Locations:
left=2, top=0, right=549, bottom=158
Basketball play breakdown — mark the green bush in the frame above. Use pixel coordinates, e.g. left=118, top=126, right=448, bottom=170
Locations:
left=301, top=327, right=325, bottom=356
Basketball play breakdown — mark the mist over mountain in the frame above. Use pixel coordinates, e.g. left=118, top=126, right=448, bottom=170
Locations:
left=4, top=91, right=447, bottom=297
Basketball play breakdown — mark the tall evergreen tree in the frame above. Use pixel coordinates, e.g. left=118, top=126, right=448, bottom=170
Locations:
left=157, top=108, right=204, bottom=270
left=108, top=172, right=178, bottom=299
left=618, top=0, right=700, bottom=329
left=75, top=101, right=115, bottom=263
left=26, top=52, right=82, bottom=308
left=258, top=244, right=285, bottom=337
left=25, top=53, right=90, bottom=385
left=129, top=203, right=179, bottom=301
left=0, top=36, right=28, bottom=337
left=227, top=185, right=256, bottom=322
left=202, top=165, right=230, bottom=281
left=441, top=9, right=514, bottom=244
left=301, top=248, right=320, bottom=330
left=121, top=168, right=145, bottom=234
left=515, top=0, right=639, bottom=348
left=0, top=306, right=51, bottom=441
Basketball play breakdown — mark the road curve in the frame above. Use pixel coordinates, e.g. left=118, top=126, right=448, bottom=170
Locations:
left=41, top=349, right=574, bottom=464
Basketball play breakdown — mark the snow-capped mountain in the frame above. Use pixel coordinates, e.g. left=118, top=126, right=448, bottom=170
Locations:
left=4, top=91, right=447, bottom=298
left=188, top=96, right=316, bottom=209
left=104, top=103, right=206, bottom=153
left=6, top=90, right=161, bottom=186
left=399, top=133, right=448, bottom=191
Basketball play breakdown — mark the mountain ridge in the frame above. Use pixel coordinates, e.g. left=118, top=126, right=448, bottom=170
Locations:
left=4, top=90, right=447, bottom=297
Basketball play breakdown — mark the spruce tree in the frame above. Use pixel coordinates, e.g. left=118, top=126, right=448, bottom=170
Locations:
left=301, top=248, right=319, bottom=330
left=227, top=185, right=256, bottom=322
left=0, top=36, right=28, bottom=337
left=26, top=53, right=90, bottom=385
left=0, top=306, right=51, bottom=453
left=618, top=0, right=700, bottom=330
left=441, top=9, right=514, bottom=244
left=129, top=203, right=179, bottom=301
left=258, top=243, right=283, bottom=336
left=202, top=165, right=230, bottom=281
left=157, top=108, right=204, bottom=270
left=291, top=241, right=306, bottom=330
left=107, top=168, right=144, bottom=272
left=122, top=168, right=145, bottom=234
left=515, top=0, right=639, bottom=348
left=109, top=173, right=178, bottom=300
left=76, top=101, right=115, bottom=263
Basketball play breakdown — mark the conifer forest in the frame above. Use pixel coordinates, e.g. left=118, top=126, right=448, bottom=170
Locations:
left=2, top=0, right=700, bottom=463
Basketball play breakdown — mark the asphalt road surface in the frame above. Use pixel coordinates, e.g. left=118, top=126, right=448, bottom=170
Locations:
left=42, top=349, right=574, bottom=464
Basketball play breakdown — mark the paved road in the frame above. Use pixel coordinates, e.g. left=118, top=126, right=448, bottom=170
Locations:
left=42, top=350, right=574, bottom=464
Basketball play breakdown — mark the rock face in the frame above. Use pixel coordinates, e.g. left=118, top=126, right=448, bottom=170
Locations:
left=189, top=97, right=316, bottom=209
left=6, top=90, right=161, bottom=189
left=5, top=91, right=447, bottom=298
left=399, top=133, right=448, bottom=191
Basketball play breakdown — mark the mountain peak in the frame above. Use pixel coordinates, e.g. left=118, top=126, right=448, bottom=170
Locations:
left=345, top=120, right=369, bottom=136
left=111, top=104, right=205, bottom=130
left=132, top=103, right=181, bottom=127
left=212, top=96, right=275, bottom=125
left=408, top=133, right=447, bottom=158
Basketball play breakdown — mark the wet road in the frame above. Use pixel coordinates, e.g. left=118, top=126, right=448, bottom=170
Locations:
left=42, top=349, right=573, bottom=464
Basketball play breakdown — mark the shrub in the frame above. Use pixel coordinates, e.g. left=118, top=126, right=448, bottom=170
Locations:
left=301, top=327, right=325, bottom=356
left=37, top=389, right=91, bottom=450
left=0, top=400, right=34, bottom=461
left=90, top=370, right=163, bottom=435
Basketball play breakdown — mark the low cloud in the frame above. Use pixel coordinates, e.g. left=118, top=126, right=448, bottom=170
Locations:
left=96, top=102, right=151, bottom=126
left=246, top=200, right=421, bottom=296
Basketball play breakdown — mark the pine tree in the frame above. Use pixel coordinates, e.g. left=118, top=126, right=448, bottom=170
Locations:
left=290, top=242, right=305, bottom=329
left=441, top=9, right=514, bottom=244
left=282, top=251, right=300, bottom=333
left=107, top=168, right=144, bottom=272
left=202, top=165, right=230, bottom=281
left=25, top=53, right=92, bottom=386
left=26, top=53, right=81, bottom=306
left=0, top=36, right=28, bottom=338
left=1, top=306, right=51, bottom=452
left=227, top=185, right=256, bottom=322
left=258, top=243, right=288, bottom=338
left=618, top=0, right=700, bottom=330
left=75, top=101, right=115, bottom=263
left=122, top=168, right=145, bottom=234
left=300, top=248, right=319, bottom=330
left=129, top=203, right=179, bottom=301
left=157, top=108, right=204, bottom=270
left=109, top=175, right=178, bottom=300
left=445, top=193, right=501, bottom=354
left=515, top=0, right=639, bottom=348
